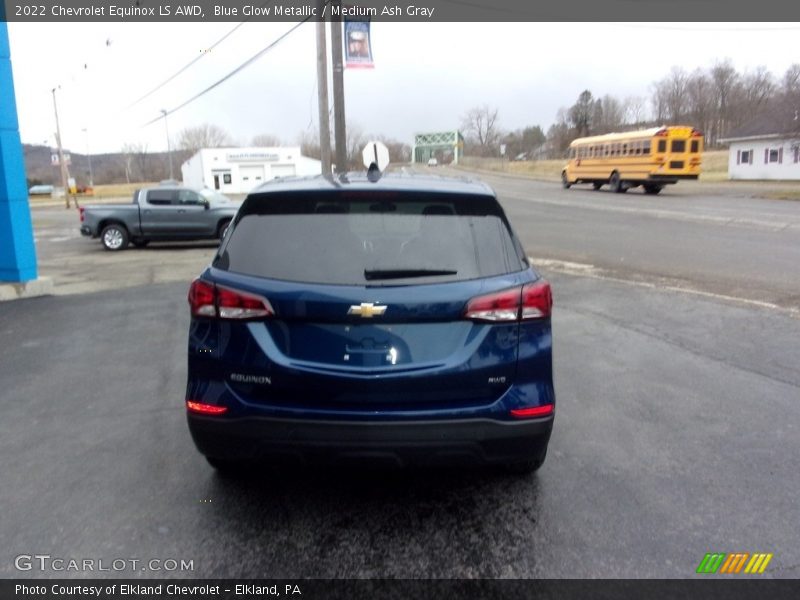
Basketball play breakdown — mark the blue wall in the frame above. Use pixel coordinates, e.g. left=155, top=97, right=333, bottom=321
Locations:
left=0, top=22, right=38, bottom=282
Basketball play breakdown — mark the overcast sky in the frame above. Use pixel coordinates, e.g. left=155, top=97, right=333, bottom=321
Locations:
left=7, top=22, right=800, bottom=154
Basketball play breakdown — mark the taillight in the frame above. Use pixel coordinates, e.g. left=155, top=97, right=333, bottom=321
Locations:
left=79, top=207, right=85, bottom=222
left=186, top=401, right=228, bottom=415
left=510, top=404, right=554, bottom=419
left=188, top=279, right=273, bottom=320
left=217, top=284, right=273, bottom=319
left=464, top=287, right=521, bottom=321
left=655, top=128, right=668, bottom=137
left=464, top=280, right=552, bottom=322
left=188, top=279, right=216, bottom=317
left=521, top=280, right=553, bottom=319
left=691, top=128, right=703, bottom=137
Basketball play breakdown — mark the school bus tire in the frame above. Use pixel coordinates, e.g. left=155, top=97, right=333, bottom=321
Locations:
left=644, top=184, right=663, bottom=195
left=609, top=171, right=626, bottom=193
left=561, top=171, right=571, bottom=189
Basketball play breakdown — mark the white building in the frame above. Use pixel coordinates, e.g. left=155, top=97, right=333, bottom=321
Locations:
left=720, top=114, right=800, bottom=180
left=181, top=147, right=322, bottom=194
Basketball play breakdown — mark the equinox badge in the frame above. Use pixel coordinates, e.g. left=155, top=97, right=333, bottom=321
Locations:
left=348, top=303, right=387, bottom=318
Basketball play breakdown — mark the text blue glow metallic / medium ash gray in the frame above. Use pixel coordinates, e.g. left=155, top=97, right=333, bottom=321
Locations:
left=186, top=173, right=555, bottom=473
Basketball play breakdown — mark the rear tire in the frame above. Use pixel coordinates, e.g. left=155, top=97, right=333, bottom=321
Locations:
left=609, top=171, right=625, bottom=194
left=561, top=171, right=571, bottom=189
left=643, top=184, right=663, bottom=195
left=100, top=224, right=129, bottom=251
left=205, top=456, right=248, bottom=477
left=504, top=449, right=547, bottom=475
left=592, top=182, right=603, bottom=190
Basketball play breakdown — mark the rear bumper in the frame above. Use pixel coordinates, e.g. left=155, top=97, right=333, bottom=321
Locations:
left=649, top=174, right=699, bottom=181
left=187, top=413, right=553, bottom=467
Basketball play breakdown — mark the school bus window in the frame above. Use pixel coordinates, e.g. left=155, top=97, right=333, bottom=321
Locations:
left=643, top=142, right=651, bottom=155
left=691, top=140, right=699, bottom=153
left=672, top=140, right=686, bottom=153
left=657, top=140, right=667, bottom=153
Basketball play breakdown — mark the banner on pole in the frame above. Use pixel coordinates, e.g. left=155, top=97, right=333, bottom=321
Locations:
left=344, top=19, right=374, bottom=69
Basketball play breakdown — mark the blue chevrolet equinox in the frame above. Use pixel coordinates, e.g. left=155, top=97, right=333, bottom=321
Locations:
left=186, top=173, right=555, bottom=473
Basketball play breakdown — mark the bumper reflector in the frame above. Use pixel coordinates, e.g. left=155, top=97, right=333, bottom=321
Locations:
left=186, top=401, right=228, bottom=415
left=510, top=404, right=554, bottom=419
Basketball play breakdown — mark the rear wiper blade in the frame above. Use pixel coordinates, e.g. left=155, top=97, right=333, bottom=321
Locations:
left=364, top=268, right=458, bottom=281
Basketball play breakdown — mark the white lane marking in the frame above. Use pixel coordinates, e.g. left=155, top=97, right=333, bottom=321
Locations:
left=530, top=257, right=800, bottom=318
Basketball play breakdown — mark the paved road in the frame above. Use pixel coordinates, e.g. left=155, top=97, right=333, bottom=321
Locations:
left=2, top=174, right=798, bottom=578
left=1, top=276, right=798, bottom=578
left=460, top=170, right=800, bottom=313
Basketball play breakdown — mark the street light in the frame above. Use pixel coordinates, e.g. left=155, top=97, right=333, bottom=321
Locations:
left=161, top=109, right=174, bottom=180
left=81, top=127, right=93, bottom=187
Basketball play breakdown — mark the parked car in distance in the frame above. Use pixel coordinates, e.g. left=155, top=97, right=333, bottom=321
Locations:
left=29, top=184, right=54, bottom=196
left=80, top=186, right=238, bottom=251
left=186, top=173, right=555, bottom=474
left=427, top=157, right=439, bottom=167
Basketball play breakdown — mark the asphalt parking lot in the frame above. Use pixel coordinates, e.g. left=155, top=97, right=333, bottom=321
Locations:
left=2, top=174, right=799, bottom=578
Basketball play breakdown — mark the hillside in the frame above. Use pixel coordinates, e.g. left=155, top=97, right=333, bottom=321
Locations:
left=23, top=144, right=192, bottom=187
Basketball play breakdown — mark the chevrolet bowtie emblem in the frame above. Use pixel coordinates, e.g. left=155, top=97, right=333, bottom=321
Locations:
left=348, top=303, right=387, bottom=318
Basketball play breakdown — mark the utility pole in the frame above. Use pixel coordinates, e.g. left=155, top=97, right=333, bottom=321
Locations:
left=315, top=15, right=332, bottom=176
left=52, top=87, right=73, bottom=209
left=161, top=109, right=174, bottom=180
left=82, top=127, right=94, bottom=187
left=330, top=2, right=347, bottom=175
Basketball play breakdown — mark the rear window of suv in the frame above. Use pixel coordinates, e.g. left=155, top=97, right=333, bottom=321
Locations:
left=214, top=191, right=526, bottom=285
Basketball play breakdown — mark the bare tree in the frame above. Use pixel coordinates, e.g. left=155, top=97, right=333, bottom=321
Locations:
left=252, top=133, right=282, bottom=147
left=460, top=105, right=501, bottom=156
left=131, top=143, right=150, bottom=182
left=709, top=59, right=740, bottom=144
left=623, top=95, right=648, bottom=126
left=665, top=67, right=689, bottom=122
left=345, top=123, right=367, bottom=170
left=782, top=64, right=800, bottom=95
left=739, top=66, right=775, bottom=117
left=545, top=108, right=573, bottom=158
left=374, top=135, right=412, bottom=163
left=593, top=95, right=625, bottom=134
left=297, top=130, right=321, bottom=160
left=119, top=143, right=137, bottom=184
left=686, top=70, right=714, bottom=136
left=177, top=124, right=232, bottom=154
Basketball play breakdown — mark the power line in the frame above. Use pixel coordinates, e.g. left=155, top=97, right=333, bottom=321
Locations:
left=128, top=0, right=278, bottom=109
left=144, top=5, right=326, bottom=127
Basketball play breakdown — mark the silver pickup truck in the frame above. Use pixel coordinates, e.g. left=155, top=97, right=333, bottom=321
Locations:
left=80, top=186, right=240, bottom=251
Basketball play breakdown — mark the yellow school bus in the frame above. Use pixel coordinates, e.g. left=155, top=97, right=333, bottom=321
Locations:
left=562, top=126, right=703, bottom=194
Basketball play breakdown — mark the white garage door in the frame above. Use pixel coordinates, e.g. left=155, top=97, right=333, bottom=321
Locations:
left=271, top=164, right=296, bottom=179
left=239, top=165, right=265, bottom=190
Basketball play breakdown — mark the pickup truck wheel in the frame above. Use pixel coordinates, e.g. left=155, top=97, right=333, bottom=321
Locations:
left=101, top=224, right=129, bottom=251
